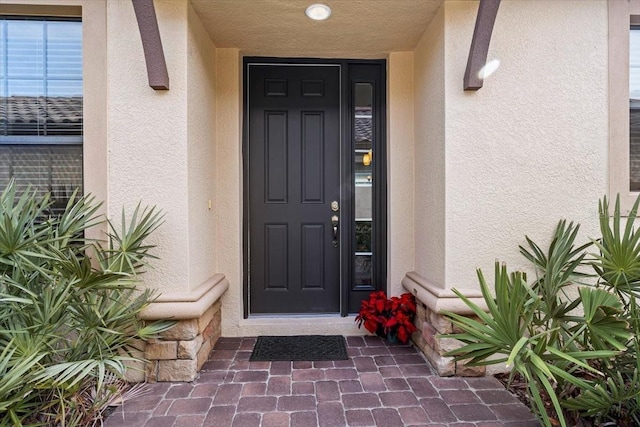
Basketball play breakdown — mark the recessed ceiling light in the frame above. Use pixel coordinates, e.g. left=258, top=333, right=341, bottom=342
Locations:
left=306, top=4, right=331, bottom=21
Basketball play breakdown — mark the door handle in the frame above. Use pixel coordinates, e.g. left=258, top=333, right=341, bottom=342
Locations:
left=331, top=215, right=339, bottom=247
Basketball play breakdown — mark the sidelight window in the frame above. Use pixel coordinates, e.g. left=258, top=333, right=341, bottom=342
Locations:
left=354, top=83, right=374, bottom=287
left=346, top=62, right=386, bottom=314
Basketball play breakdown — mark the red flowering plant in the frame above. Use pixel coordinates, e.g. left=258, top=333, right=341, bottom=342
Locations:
left=355, top=291, right=417, bottom=344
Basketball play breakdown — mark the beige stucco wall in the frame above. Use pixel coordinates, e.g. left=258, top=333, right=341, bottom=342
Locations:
left=445, top=0, right=608, bottom=289
left=80, top=1, right=108, bottom=214
left=107, top=0, right=188, bottom=292
left=411, top=0, right=609, bottom=292
left=108, top=0, right=219, bottom=294
left=187, top=3, right=217, bottom=289
left=413, top=5, right=447, bottom=287
left=388, top=52, right=416, bottom=297
left=214, top=48, right=243, bottom=335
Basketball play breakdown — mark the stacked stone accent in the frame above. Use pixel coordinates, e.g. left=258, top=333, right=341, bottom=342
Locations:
left=411, top=300, right=485, bottom=377
left=145, top=300, right=222, bottom=382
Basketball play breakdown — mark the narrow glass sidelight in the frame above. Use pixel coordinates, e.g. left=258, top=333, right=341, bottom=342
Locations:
left=354, top=83, right=373, bottom=288
left=344, top=61, right=385, bottom=314
left=631, top=25, right=640, bottom=191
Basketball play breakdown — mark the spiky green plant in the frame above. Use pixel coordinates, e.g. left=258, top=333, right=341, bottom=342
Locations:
left=444, top=261, right=621, bottom=427
left=443, top=210, right=637, bottom=427
left=593, top=195, right=640, bottom=302
left=569, top=194, right=640, bottom=425
left=0, top=180, right=173, bottom=426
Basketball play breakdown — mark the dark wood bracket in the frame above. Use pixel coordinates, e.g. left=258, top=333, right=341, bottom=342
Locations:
left=463, top=0, right=501, bottom=91
left=132, top=0, right=170, bottom=90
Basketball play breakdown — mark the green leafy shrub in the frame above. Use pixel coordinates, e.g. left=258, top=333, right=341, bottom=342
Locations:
left=0, top=181, right=173, bottom=426
left=443, top=196, right=640, bottom=427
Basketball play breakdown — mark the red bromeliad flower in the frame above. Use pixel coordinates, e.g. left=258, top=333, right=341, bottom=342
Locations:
left=355, top=291, right=417, bottom=344
left=354, top=291, right=388, bottom=334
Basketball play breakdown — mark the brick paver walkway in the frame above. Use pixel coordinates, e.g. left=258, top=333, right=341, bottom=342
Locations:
left=105, top=336, right=540, bottom=426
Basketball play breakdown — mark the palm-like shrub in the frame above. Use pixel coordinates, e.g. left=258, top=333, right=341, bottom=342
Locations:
left=0, top=181, right=173, bottom=426
left=444, top=196, right=640, bottom=427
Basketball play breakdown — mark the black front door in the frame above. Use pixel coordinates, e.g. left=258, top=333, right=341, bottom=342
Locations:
left=246, top=64, right=341, bottom=314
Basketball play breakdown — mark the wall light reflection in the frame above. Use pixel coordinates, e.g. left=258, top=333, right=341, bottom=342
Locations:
left=478, top=59, right=500, bottom=80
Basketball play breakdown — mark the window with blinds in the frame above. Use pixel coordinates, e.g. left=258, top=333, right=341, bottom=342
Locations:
left=631, top=26, right=640, bottom=191
left=0, top=17, right=82, bottom=209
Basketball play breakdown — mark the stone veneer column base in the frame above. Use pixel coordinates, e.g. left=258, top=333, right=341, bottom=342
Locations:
left=139, top=274, right=229, bottom=382
left=402, top=271, right=487, bottom=377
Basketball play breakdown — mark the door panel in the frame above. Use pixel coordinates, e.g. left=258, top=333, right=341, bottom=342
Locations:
left=265, top=112, right=288, bottom=203
left=247, top=65, right=341, bottom=314
left=301, top=112, right=325, bottom=203
left=264, top=224, right=288, bottom=289
left=301, top=223, right=325, bottom=289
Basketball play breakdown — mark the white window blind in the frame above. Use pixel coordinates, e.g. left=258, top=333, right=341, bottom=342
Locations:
left=0, top=17, right=82, bottom=207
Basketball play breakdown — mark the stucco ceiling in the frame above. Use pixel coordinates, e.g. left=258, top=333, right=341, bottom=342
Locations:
left=190, top=0, right=443, bottom=58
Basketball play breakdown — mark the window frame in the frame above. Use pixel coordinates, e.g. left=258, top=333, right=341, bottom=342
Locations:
left=609, top=0, right=640, bottom=214
left=0, top=16, right=84, bottom=143
left=0, top=1, right=107, bottom=220
left=0, top=15, right=84, bottom=203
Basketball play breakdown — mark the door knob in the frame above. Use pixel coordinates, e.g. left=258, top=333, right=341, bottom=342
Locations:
left=331, top=215, right=339, bottom=247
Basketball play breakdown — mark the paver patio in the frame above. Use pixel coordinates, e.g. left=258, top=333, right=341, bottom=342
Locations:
left=105, top=336, right=540, bottom=426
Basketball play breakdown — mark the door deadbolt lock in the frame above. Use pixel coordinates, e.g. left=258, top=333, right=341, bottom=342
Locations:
left=331, top=201, right=339, bottom=212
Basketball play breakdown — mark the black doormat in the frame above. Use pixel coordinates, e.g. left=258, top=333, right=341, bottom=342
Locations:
left=250, top=335, right=348, bottom=361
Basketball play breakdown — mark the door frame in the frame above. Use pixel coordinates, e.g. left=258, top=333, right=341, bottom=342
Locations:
left=242, top=57, right=387, bottom=318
